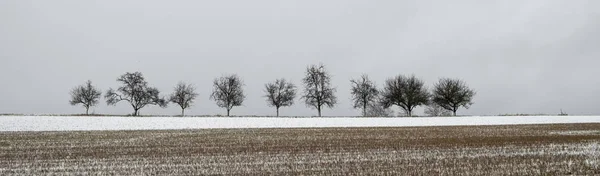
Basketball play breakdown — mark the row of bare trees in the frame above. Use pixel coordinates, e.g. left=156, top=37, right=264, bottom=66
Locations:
left=69, top=64, right=475, bottom=117
left=69, top=72, right=194, bottom=116
left=349, top=74, right=476, bottom=117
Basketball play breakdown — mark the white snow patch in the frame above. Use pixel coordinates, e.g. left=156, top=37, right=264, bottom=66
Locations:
left=550, top=130, right=600, bottom=135
left=583, top=142, right=600, bottom=169
left=0, top=116, right=599, bottom=132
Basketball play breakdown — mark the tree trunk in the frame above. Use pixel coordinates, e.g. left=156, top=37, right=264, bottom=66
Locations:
left=85, top=107, right=89, bottom=115
left=133, top=109, right=139, bottom=116
left=453, top=106, right=457, bottom=116
left=276, top=107, right=279, bottom=117
left=181, top=108, right=185, bottom=117
left=227, top=109, right=230, bottom=117
left=363, top=104, right=367, bottom=117
left=317, top=106, right=322, bottom=117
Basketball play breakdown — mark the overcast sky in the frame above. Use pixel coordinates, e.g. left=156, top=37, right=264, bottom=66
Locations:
left=1, top=0, right=599, bottom=116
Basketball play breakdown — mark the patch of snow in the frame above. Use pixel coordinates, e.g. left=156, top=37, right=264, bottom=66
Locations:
left=550, top=130, right=600, bottom=135
left=0, top=116, right=599, bottom=132
left=583, top=142, right=600, bottom=169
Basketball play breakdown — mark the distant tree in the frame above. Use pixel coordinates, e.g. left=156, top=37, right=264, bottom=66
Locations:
left=301, top=64, right=337, bottom=117
left=365, top=100, right=394, bottom=117
left=264, top=79, right=297, bottom=117
left=431, top=78, right=476, bottom=116
left=210, top=74, right=245, bottom=116
left=424, top=103, right=452, bottom=117
left=105, top=72, right=167, bottom=116
left=380, top=75, right=429, bottom=117
left=169, top=82, right=198, bottom=116
left=350, top=74, right=379, bottom=116
left=69, top=80, right=102, bottom=115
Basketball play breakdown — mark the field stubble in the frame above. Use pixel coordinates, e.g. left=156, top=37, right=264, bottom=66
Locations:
left=1, top=124, right=599, bottom=175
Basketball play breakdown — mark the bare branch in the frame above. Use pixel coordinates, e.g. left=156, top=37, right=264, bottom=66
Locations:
left=424, top=103, right=452, bottom=117
left=365, top=102, right=394, bottom=117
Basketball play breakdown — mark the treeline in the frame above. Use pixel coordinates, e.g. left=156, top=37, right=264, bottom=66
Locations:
left=70, top=64, right=475, bottom=117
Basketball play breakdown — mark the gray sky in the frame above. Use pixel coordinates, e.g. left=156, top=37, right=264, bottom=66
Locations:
left=1, top=0, right=599, bottom=116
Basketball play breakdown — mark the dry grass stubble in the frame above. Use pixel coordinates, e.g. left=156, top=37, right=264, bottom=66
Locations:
left=1, top=124, right=600, bottom=175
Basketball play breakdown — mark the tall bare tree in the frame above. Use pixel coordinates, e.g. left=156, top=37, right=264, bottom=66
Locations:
left=301, top=64, right=337, bottom=117
left=424, top=103, right=452, bottom=117
left=264, top=79, right=296, bottom=117
left=380, top=75, right=429, bottom=117
left=105, top=72, right=167, bottom=116
left=210, top=74, right=245, bottom=116
left=69, top=80, right=102, bottom=115
left=169, top=82, right=198, bottom=116
left=350, top=74, right=379, bottom=116
left=431, top=78, right=476, bottom=116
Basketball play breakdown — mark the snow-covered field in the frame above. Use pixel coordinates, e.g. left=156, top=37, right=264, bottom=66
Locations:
left=2, top=124, right=600, bottom=175
left=1, top=115, right=599, bottom=131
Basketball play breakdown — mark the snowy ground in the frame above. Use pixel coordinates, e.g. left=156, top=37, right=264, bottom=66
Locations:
left=2, top=124, right=599, bottom=175
left=1, top=116, right=599, bottom=131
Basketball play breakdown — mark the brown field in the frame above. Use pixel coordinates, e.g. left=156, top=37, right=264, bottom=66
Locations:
left=1, top=124, right=600, bottom=175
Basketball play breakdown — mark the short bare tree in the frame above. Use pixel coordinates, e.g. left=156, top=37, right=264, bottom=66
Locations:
left=380, top=75, right=429, bottom=117
left=169, top=82, right=198, bottom=116
left=69, top=80, right=102, bottom=115
left=424, top=103, right=452, bottom=117
left=350, top=74, right=379, bottom=116
left=431, top=78, right=476, bottom=116
left=264, top=79, right=296, bottom=117
left=365, top=101, right=394, bottom=117
left=210, top=74, right=245, bottom=116
left=301, top=64, right=337, bottom=117
left=105, top=72, right=167, bottom=116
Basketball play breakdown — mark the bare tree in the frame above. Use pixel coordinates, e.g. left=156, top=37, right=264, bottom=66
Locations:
left=380, top=75, right=429, bottom=117
left=169, top=82, right=198, bottom=116
left=69, top=80, right=102, bottom=115
left=431, top=78, right=476, bottom=116
left=365, top=101, right=394, bottom=117
left=301, top=64, right=337, bottom=117
left=424, top=103, right=452, bottom=117
left=350, top=74, right=379, bottom=116
left=264, top=79, right=296, bottom=117
left=210, top=74, right=245, bottom=116
left=105, top=72, right=167, bottom=116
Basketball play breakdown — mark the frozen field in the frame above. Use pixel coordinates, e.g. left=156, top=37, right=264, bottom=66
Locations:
left=1, top=124, right=599, bottom=175
left=1, top=115, right=600, bottom=131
